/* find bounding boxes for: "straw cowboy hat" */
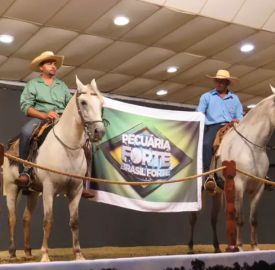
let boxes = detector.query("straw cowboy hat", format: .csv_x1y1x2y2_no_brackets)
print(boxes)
206,69,238,82
30,51,64,72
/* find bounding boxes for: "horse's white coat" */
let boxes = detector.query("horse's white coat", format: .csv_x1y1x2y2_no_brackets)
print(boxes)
3,77,105,262
217,92,275,250
188,87,275,253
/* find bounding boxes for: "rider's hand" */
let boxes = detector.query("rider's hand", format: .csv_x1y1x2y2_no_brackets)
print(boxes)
232,119,239,123
46,111,59,120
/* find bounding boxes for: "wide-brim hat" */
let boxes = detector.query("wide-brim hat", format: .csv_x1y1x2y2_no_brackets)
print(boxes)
30,51,64,72
206,69,238,82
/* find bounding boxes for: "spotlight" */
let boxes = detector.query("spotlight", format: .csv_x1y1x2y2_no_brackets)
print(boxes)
0,34,14,44
114,16,130,26
166,66,178,73
240,43,254,53
156,89,168,96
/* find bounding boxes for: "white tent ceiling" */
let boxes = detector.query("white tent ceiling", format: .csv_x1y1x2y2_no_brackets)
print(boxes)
0,0,275,107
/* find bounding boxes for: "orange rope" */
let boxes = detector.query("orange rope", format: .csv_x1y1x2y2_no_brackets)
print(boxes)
4,153,225,186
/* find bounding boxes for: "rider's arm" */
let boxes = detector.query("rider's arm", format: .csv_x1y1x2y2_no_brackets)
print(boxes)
20,80,37,115
26,107,46,120
234,96,244,121
196,93,208,114
27,107,59,120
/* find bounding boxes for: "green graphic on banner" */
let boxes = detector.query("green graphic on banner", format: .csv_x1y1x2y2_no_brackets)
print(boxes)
99,122,192,197
93,104,201,206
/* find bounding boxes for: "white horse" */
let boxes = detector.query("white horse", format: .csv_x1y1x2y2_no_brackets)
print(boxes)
188,86,275,253
3,77,105,262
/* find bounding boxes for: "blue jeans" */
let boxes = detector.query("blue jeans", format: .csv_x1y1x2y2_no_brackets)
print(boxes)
203,124,224,172
19,118,41,173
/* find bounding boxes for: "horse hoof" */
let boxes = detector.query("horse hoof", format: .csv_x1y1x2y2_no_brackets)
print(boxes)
24,248,32,258
76,253,85,260
252,245,260,251
225,245,239,252
9,248,16,259
25,254,33,260
214,248,222,253
187,250,194,255
9,256,18,262
41,254,50,262
9,254,17,260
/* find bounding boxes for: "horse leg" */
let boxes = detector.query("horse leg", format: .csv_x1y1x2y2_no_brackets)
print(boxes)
211,192,222,253
6,184,19,258
41,186,54,262
187,212,197,254
23,192,39,258
249,185,264,251
67,184,85,260
235,188,244,251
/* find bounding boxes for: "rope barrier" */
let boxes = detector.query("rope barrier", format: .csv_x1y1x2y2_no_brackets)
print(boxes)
5,153,275,187
4,153,225,186
236,168,275,186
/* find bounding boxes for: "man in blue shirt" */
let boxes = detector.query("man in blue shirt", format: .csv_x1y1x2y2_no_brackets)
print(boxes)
197,69,243,193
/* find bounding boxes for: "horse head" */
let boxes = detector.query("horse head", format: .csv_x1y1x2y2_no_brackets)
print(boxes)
75,76,106,142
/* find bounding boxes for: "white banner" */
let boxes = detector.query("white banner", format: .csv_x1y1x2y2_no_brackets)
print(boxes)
92,98,204,212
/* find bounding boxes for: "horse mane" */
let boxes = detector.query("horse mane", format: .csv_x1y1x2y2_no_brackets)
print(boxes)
241,93,275,124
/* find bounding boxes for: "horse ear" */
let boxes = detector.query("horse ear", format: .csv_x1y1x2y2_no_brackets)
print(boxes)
91,79,98,91
91,79,104,103
270,84,275,95
76,75,84,93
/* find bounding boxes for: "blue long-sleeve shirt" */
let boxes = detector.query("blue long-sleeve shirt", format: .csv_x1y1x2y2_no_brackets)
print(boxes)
196,89,243,125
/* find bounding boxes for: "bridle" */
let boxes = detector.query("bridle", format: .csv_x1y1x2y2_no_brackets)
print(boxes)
75,91,106,141
53,91,109,151
233,123,275,151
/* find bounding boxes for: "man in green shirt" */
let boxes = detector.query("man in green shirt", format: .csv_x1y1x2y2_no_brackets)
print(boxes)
16,51,94,198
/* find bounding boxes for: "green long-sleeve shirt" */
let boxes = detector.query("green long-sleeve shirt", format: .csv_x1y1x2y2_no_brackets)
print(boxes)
20,77,72,115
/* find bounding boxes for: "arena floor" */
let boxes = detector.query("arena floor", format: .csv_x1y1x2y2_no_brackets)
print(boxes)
0,244,274,263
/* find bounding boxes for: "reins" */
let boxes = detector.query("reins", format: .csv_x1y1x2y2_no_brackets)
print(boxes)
52,92,109,151
52,125,86,151
232,123,275,150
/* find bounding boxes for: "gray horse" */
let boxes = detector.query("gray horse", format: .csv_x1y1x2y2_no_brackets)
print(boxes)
3,77,105,261
188,86,275,253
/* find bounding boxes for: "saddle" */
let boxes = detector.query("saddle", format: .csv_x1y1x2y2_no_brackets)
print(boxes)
6,121,54,165
6,121,92,193
213,122,234,155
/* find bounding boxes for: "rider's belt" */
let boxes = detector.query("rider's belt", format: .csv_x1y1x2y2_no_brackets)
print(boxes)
207,122,229,127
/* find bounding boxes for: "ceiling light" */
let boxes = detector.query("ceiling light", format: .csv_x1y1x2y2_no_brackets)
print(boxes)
113,16,130,26
247,104,256,109
156,89,168,96
0,34,14,44
240,43,254,53
166,66,178,73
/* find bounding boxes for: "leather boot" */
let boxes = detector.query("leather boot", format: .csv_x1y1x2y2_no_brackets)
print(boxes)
15,173,31,188
81,188,95,199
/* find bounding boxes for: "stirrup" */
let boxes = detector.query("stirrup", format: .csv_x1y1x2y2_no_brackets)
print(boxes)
204,175,217,196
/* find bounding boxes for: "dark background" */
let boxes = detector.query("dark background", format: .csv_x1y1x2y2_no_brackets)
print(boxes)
0,84,274,251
